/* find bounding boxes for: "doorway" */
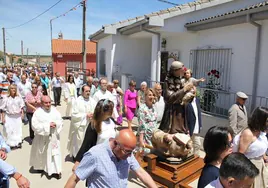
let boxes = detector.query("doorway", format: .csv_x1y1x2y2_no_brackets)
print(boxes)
160,52,168,82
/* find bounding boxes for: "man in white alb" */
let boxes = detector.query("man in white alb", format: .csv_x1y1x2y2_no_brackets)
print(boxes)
93,78,118,119
67,85,96,159
29,96,63,179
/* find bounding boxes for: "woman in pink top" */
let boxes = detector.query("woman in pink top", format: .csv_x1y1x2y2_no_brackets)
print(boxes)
124,80,138,131
25,83,42,141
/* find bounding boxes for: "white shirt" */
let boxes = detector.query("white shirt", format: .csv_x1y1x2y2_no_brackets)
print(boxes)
74,76,82,89
191,97,200,134
205,178,224,188
233,131,268,159
96,119,116,145
17,81,32,98
154,96,165,122
0,72,6,83
3,96,25,114
51,77,64,88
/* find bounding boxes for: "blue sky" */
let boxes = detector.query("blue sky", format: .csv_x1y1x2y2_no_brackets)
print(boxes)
0,0,192,55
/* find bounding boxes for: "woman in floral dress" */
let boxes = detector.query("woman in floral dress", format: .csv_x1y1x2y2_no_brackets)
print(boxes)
138,88,158,154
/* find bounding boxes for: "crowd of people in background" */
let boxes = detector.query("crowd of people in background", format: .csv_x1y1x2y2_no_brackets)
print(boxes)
0,62,267,188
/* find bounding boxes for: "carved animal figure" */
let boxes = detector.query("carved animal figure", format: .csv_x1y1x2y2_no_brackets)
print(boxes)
151,129,193,158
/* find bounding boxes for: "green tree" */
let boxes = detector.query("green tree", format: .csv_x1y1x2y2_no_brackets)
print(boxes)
17,58,23,64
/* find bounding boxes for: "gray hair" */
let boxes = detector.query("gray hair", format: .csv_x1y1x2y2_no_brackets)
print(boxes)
140,81,147,87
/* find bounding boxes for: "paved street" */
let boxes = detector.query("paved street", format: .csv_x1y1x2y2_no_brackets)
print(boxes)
4,102,145,188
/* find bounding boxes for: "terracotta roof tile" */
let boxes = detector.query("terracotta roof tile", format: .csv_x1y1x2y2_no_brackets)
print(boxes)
52,39,96,54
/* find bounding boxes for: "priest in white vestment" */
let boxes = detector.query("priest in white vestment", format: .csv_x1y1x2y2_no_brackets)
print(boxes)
93,78,119,119
67,85,96,158
29,96,63,178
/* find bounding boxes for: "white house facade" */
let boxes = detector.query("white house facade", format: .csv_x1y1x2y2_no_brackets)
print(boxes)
90,0,268,115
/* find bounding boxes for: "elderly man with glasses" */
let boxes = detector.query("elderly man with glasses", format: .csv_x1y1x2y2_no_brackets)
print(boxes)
65,129,157,188
228,91,248,135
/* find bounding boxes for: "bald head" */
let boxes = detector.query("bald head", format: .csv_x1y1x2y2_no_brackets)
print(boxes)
41,95,50,102
41,96,52,111
116,129,137,149
87,76,93,83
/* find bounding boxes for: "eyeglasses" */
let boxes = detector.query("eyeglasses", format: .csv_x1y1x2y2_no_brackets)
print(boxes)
116,141,133,155
32,86,37,88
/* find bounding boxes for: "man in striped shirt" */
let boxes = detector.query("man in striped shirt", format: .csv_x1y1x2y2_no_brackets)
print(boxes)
0,71,14,97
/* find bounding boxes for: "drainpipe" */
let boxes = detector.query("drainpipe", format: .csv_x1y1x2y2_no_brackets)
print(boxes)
247,14,262,113
90,40,98,77
142,27,161,84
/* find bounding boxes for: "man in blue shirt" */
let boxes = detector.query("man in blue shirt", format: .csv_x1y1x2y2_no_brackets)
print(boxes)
0,133,30,187
65,129,157,188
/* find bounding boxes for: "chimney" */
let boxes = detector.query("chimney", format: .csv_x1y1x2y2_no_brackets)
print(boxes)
58,31,63,39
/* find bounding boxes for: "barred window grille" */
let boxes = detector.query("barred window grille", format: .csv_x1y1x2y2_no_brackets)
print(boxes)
67,61,80,71
99,49,106,76
189,48,232,91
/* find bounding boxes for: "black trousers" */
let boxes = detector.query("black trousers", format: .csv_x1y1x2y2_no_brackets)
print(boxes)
26,113,34,139
53,87,62,105
77,88,80,97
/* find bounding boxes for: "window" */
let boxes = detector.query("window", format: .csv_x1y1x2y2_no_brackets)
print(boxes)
189,48,232,91
67,61,80,69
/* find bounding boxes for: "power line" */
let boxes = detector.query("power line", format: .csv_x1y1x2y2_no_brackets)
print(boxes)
6,0,63,29
51,0,84,22
158,0,179,6
5,31,13,38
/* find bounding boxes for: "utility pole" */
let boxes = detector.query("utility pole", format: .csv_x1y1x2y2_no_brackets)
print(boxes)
36,52,38,65
21,40,24,56
2,28,6,65
26,48,29,64
50,19,54,75
82,0,87,82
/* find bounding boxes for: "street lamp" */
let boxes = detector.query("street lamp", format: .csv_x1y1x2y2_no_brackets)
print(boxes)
50,19,54,75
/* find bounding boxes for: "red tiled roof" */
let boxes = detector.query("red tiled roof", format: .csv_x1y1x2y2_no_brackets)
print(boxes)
52,39,96,55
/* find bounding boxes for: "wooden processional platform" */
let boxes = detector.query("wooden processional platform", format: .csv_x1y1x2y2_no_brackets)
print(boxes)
138,154,204,188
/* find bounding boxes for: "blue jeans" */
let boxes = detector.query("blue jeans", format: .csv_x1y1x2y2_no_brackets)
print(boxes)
0,172,9,188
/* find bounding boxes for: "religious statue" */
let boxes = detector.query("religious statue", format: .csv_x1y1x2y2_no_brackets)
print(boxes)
159,61,193,134
151,129,193,158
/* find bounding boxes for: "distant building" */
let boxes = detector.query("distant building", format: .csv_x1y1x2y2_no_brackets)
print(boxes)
52,35,96,76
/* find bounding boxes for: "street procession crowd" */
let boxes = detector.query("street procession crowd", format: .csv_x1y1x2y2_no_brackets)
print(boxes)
0,61,267,188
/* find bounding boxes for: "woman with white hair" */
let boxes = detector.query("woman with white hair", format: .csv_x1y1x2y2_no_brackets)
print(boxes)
137,81,147,107
2,84,25,148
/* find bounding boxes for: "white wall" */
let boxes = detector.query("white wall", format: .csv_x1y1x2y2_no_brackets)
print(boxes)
112,35,151,86
258,20,268,97
160,0,266,33
166,23,259,95
97,35,112,78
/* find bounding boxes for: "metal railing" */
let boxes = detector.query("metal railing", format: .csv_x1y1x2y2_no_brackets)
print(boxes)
197,87,268,118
